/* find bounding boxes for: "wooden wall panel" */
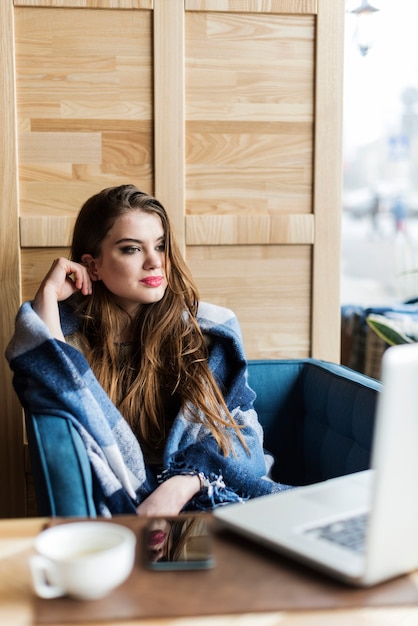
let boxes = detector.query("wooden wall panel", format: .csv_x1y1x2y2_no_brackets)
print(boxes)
185,121,313,216
15,7,154,217
188,246,311,359
184,12,314,221
184,8,316,358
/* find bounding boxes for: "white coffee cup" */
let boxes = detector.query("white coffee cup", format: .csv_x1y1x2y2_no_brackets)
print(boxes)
30,521,136,600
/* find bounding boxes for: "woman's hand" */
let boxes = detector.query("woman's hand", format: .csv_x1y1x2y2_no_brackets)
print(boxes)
33,258,92,341
35,257,92,303
136,475,201,517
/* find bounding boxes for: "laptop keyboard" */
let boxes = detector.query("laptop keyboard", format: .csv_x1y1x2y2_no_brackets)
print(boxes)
304,513,368,553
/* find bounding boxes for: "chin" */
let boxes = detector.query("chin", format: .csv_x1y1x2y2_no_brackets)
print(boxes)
142,289,166,304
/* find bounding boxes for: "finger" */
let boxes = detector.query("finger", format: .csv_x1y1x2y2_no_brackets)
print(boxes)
65,264,92,296
73,269,92,295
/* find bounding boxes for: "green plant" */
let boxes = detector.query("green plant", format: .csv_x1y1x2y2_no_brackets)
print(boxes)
366,314,415,346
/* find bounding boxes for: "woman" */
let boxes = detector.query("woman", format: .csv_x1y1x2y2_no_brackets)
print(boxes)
6,185,290,516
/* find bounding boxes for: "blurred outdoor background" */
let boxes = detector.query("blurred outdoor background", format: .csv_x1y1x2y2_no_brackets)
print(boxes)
342,0,418,307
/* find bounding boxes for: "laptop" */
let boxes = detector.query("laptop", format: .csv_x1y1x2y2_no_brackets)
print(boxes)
214,342,418,586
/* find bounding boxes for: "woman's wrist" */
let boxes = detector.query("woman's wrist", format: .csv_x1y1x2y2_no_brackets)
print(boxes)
169,473,201,502
136,474,201,517
33,288,65,341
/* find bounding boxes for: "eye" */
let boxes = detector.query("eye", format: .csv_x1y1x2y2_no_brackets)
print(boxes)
156,241,166,252
120,246,141,255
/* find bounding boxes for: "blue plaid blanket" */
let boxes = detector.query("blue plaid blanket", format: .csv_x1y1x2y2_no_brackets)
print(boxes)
6,301,290,515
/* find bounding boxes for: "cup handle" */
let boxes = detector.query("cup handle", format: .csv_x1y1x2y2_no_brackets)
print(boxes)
29,555,65,599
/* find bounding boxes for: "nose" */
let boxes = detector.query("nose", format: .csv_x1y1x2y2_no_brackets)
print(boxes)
143,249,162,270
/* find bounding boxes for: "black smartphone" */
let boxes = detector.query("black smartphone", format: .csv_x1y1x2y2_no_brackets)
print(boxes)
143,514,215,570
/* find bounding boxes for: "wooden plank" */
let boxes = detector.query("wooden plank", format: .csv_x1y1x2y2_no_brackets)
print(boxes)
186,126,312,168
20,216,75,247
30,119,152,132
19,132,102,164
153,0,185,249
14,1,153,8
185,0,317,14
186,214,314,245
0,0,26,517
311,0,344,361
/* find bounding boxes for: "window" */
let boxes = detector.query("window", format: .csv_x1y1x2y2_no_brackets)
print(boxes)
342,0,418,308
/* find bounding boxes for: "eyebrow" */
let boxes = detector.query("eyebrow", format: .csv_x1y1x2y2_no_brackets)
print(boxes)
115,236,165,245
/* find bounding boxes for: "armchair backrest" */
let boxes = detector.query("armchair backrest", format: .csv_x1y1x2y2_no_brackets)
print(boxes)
25,411,97,517
247,359,382,486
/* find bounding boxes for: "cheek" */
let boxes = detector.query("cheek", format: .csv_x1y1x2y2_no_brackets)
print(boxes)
99,257,132,280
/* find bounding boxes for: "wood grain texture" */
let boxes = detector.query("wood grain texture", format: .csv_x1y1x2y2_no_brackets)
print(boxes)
311,0,344,360
185,12,314,219
14,1,153,8
20,217,75,247
184,7,316,358
22,248,70,301
188,245,311,359
185,0,317,14
0,0,26,517
15,6,154,217
185,13,315,121
186,214,314,245
153,0,186,248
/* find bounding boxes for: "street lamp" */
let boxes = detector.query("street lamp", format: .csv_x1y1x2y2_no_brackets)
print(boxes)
351,0,379,57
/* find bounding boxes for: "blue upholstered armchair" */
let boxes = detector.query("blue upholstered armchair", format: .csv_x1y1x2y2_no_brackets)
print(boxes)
25,358,381,517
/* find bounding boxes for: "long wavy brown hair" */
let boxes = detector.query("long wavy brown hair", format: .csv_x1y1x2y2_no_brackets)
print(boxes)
69,184,246,457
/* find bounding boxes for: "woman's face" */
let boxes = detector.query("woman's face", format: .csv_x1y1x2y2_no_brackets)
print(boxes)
83,210,168,317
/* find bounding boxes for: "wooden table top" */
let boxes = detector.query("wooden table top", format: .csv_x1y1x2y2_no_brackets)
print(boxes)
2,517,418,626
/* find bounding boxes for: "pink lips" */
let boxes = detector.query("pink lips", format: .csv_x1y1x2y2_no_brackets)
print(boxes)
148,530,166,546
141,276,163,287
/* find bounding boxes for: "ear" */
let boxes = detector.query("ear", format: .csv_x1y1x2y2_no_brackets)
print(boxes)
81,254,101,281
